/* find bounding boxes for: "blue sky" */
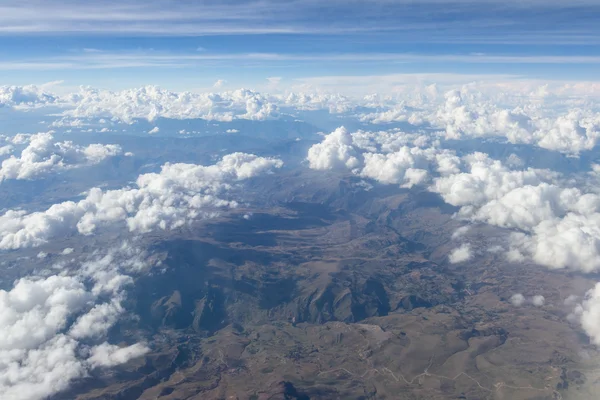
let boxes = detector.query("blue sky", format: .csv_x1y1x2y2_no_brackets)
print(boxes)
1,0,599,89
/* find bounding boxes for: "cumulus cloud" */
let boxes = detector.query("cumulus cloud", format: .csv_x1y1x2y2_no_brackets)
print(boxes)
1,82,598,157
360,86,600,155
0,145,13,156
452,226,470,239
69,300,124,339
307,126,459,188
0,277,144,399
510,293,526,306
0,132,122,182
307,127,362,171
429,152,600,273
87,343,149,369
0,152,283,250
61,86,280,123
448,243,472,263
0,244,153,400
308,127,600,273
0,85,56,108
531,295,545,306
571,283,600,345
213,79,227,89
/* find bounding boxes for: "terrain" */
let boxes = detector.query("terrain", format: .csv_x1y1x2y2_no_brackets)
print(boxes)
41,171,600,400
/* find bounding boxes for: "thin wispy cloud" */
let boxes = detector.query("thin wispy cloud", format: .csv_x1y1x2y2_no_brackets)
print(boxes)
0,0,597,45
2,51,600,71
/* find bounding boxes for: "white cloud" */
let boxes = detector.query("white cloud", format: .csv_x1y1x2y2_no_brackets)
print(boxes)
510,293,525,306
1,82,597,160
308,127,600,273
429,153,600,273
0,85,56,108
61,247,74,255
148,126,160,134
448,243,472,263
306,126,457,188
564,294,579,306
0,278,142,400
87,343,149,368
571,283,600,345
452,226,470,239
0,145,13,156
360,85,600,155
306,127,361,171
0,132,122,182
0,152,283,249
0,244,153,400
531,295,545,306
213,79,227,88
61,86,280,123
69,300,124,339
360,150,430,188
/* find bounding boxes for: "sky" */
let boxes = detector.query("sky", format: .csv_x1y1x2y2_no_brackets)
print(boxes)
4,2,600,399
1,0,600,89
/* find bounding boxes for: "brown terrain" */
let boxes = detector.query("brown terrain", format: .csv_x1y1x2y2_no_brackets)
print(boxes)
52,173,600,400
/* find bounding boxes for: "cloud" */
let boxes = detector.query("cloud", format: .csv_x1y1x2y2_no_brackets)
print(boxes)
5,52,600,73
571,283,600,345
0,275,145,399
448,243,472,263
431,152,554,216
2,83,597,160
308,127,600,273
87,343,149,368
428,152,600,272
148,126,160,134
0,243,156,400
0,132,122,182
69,300,124,339
307,127,362,171
0,152,283,249
531,295,545,306
360,150,431,188
0,85,56,108
358,85,600,155
61,86,280,123
0,145,13,156
430,91,600,154
451,225,470,239
510,293,525,306
430,153,600,272
0,0,597,49
307,126,459,188
213,79,227,88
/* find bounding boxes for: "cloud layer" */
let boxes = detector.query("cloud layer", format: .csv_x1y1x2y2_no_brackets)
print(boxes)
0,244,151,400
62,86,280,123
0,152,283,249
308,127,600,274
0,132,122,182
2,82,599,157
